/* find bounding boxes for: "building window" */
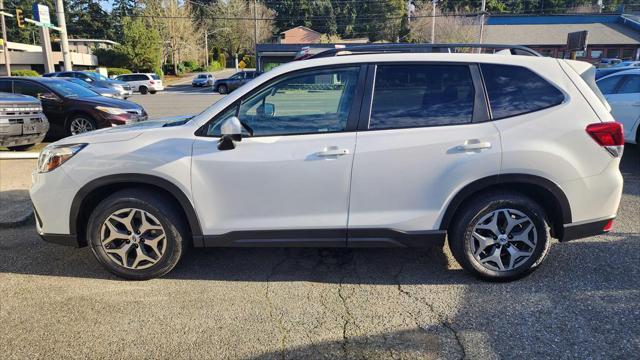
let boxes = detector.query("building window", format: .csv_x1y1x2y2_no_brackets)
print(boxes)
606,49,620,59
575,50,586,58
590,49,603,59
622,49,635,60
539,48,555,57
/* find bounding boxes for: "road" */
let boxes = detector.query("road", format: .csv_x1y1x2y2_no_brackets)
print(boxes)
0,83,638,359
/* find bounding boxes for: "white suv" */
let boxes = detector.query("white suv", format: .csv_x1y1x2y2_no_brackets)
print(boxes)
116,73,164,94
30,47,624,281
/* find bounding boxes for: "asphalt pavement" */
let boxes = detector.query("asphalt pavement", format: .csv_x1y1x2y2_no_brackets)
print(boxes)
0,144,638,359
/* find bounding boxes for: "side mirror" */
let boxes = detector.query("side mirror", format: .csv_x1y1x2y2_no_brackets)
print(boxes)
257,103,275,118
217,116,242,151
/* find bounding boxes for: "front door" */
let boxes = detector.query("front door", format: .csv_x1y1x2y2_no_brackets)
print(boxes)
192,65,364,246
604,74,640,141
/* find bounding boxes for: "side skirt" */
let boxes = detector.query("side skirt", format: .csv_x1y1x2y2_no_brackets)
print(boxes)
199,229,446,248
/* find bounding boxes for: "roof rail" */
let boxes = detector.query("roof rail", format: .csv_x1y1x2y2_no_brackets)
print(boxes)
308,43,542,59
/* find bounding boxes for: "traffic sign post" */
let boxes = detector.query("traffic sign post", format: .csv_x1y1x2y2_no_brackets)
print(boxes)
30,4,56,73
0,1,12,75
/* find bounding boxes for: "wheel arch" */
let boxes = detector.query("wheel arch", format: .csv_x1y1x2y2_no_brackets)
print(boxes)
439,174,572,240
65,110,96,130
70,174,203,247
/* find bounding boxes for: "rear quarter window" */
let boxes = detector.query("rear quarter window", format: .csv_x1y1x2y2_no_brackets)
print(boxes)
481,64,565,120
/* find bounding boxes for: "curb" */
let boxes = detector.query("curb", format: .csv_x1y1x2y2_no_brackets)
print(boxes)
0,211,34,229
0,152,39,160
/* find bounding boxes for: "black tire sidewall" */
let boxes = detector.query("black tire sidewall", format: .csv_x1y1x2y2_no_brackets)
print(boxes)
87,190,187,280
139,86,148,94
218,85,227,94
449,192,551,281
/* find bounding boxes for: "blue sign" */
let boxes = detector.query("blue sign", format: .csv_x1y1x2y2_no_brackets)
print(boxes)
32,3,51,26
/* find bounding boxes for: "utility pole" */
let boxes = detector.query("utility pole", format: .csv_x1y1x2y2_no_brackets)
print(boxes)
0,0,11,76
430,0,437,44
253,0,258,70
55,0,71,71
477,0,487,51
204,30,208,68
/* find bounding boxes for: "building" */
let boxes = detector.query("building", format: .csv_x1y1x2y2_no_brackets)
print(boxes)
278,26,322,44
256,13,640,72
0,38,119,74
484,14,640,62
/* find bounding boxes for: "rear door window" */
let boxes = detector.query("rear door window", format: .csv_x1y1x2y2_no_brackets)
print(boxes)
481,64,565,119
369,64,476,129
14,81,49,98
597,76,623,95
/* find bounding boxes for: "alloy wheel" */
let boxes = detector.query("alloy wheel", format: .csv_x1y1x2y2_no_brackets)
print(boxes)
70,117,95,135
471,208,537,272
100,208,166,270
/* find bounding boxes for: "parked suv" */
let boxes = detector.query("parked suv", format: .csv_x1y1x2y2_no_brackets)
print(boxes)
115,73,164,94
0,92,49,150
213,70,261,94
44,71,132,99
0,77,147,136
30,48,623,281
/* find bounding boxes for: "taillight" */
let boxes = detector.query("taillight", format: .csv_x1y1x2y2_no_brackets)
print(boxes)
586,122,624,157
603,219,614,232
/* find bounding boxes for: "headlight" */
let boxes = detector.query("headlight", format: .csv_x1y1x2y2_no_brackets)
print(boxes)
96,106,128,115
37,143,87,173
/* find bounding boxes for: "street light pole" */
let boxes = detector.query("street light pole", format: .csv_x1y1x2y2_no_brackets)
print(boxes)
477,0,487,52
0,0,11,76
204,30,208,68
55,0,71,71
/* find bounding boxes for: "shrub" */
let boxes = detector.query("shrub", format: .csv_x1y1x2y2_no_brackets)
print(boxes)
93,48,129,68
11,69,39,77
206,62,223,72
181,60,198,72
107,68,131,77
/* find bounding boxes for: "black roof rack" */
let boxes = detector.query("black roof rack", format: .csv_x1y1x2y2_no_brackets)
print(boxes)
308,43,542,59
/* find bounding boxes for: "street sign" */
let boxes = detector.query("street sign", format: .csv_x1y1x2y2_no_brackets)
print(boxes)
32,3,50,26
567,30,588,52
16,9,24,28
238,60,246,69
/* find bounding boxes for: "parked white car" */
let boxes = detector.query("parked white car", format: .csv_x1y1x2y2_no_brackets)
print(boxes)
597,69,640,144
115,73,164,94
31,47,623,281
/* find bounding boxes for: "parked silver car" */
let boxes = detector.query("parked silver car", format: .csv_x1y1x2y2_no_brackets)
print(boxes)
0,92,49,151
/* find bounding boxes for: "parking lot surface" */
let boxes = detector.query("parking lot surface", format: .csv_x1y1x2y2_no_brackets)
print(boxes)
0,85,638,358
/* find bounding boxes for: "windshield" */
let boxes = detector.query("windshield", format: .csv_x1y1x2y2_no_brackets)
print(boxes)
66,78,93,89
48,80,100,98
197,74,207,79
84,72,109,81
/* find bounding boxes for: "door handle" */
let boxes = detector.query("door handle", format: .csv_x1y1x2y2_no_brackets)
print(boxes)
317,148,350,157
457,140,492,151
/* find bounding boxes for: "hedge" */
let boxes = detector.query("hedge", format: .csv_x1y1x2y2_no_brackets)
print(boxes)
11,70,39,77
107,68,132,77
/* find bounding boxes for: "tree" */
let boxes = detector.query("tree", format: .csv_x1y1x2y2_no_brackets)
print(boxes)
206,0,275,66
66,0,115,40
409,5,478,43
111,0,140,43
119,17,162,73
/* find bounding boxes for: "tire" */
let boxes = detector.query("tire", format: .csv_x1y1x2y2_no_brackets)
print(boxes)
68,115,97,136
150,90,157,94
86,188,189,280
7,144,34,151
139,86,149,95
448,191,551,282
217,84,228,94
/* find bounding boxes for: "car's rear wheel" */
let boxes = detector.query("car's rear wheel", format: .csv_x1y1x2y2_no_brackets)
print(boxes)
448,191,551,282
68,115,96,135
217,84,228,94
139,86,149,95
86,189,188,280
7,144,34,151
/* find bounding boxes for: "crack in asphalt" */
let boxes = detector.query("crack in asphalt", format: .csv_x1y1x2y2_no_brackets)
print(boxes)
264,250,291,360
394,262,468,360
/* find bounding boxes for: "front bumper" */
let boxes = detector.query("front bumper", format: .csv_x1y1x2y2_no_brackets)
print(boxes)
0,114,49,147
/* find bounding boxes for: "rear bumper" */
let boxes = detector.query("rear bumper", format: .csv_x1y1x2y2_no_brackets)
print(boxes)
562,217,614,242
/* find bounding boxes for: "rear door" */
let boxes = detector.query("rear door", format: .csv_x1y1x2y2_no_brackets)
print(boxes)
348,63,501,242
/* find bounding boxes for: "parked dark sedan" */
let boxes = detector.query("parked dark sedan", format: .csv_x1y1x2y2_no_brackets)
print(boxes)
44,71,133,99
213,70,261,94
0,77,147,136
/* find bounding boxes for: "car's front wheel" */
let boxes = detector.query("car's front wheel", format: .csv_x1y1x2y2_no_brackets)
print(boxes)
68,115,97,135
139,86,149,95
86,189,188,280
448,191,551,282
217,84,228,94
